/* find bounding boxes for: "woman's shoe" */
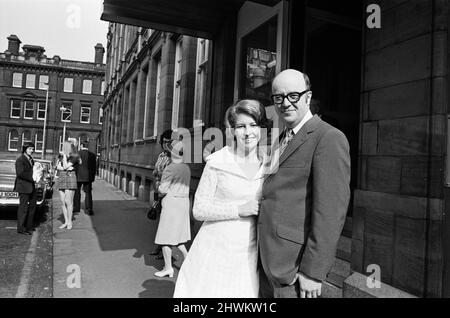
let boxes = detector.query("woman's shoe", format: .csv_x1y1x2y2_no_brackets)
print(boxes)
154,268,174,278
67,223,73,230
59,223,67,229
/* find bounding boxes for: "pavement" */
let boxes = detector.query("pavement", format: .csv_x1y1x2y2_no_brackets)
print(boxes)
52,178,187,298
0,200,52,298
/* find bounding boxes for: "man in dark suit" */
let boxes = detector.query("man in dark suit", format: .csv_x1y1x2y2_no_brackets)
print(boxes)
74,141,96,215
258,69,351,298
14,142,38,235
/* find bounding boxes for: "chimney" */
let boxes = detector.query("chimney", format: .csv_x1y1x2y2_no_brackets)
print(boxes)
7,34,21,55
94,43,105,64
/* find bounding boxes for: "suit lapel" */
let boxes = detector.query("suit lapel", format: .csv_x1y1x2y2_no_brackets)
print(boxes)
264,115,321,183
22,154,32,168
279,115,320,166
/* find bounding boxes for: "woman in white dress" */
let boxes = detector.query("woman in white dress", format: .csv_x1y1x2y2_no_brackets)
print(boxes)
154,140,191,278
173,99,269,298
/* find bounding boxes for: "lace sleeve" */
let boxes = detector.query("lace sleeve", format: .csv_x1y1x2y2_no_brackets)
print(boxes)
193,162,240,221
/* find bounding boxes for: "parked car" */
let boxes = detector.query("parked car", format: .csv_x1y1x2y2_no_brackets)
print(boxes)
0,159,47,209
35,159,55,198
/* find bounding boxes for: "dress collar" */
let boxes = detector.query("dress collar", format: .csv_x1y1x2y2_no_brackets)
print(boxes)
206,146,267,181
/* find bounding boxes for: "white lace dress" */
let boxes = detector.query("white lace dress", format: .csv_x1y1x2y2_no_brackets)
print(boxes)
173,146,265,298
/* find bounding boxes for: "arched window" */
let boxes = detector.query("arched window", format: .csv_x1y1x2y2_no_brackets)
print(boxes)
8,130,19,151
22,130,32,146
35,130,43,153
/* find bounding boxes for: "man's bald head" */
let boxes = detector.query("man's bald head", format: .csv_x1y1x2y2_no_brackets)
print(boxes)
272,69,311,93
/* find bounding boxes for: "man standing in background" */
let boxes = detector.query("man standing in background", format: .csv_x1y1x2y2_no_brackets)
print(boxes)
14,142,38,235
74,141,97,215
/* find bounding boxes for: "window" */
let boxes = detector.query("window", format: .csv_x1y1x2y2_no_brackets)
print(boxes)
26,74,36,89
39,75,49,90
171,38,182,130
240,17,278,105
37,101,46,120
22,130,32,146
101,81,105,95
10,99,21,118
8,130,19,151
61,104,72,122
99,108,103,124
24,101,34,119
153,58,162,137
193,38,209,127
13,73,22,87
35,131,43,153
82,79,92,94
80,106,91,123
64,78,73,92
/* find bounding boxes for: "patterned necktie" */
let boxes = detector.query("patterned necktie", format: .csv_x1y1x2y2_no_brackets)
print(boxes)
279,129,294,157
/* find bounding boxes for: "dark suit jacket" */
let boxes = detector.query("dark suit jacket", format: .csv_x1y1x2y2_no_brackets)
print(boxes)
76,149,96,183
258,115,351,285
14,154,35,194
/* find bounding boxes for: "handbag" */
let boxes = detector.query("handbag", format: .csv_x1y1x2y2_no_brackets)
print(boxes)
147,199,162,220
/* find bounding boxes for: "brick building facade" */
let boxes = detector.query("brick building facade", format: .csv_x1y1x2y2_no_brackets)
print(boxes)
0,35,106,160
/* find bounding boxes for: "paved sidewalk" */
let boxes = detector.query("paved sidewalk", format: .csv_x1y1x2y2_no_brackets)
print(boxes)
52,178,183,298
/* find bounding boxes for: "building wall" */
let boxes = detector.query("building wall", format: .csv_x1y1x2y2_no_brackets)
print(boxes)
353,0,447,297
0,47,105,161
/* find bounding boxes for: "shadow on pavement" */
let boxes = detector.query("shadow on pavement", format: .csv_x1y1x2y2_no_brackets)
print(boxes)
139,279,175,298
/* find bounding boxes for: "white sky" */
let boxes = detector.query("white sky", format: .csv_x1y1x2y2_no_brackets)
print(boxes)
0,0,109,63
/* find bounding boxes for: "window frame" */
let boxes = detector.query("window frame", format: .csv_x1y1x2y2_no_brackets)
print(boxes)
26,74,36,89
8,130,19,151
61,104,72,122
12,72,23,88
82,79,93,94
64,77,74,93
39,75,49,90
22,130,32,146
23,100,35,119
10,99,21,118
35,131,44,153
37,101,46,120
80,105,91,124
171,37,183,130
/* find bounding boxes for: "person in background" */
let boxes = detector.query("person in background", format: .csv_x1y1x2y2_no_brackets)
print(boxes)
55,141,80,230
154,140,191,278
148,129,173,259
14,142,38,235
74,141,97,215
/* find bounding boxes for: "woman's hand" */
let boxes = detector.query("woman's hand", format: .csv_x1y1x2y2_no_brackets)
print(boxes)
238,200,260,217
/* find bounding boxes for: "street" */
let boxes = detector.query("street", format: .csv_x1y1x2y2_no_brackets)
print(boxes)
1,178,190,298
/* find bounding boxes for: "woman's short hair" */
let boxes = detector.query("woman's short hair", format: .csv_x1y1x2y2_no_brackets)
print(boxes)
224,99,269,129
160,129,173,147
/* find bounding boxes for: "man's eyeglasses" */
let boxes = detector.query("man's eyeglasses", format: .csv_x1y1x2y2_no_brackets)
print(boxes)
271,90,310,105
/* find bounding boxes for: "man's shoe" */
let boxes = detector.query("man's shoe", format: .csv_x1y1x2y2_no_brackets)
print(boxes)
86,210,94,215
17,230,32,235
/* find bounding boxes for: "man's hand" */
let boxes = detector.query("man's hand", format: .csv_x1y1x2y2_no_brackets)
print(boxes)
290,272,322,298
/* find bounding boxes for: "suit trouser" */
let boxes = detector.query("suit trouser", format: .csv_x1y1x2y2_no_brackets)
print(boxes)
74,182,93,212
17,191,37,231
